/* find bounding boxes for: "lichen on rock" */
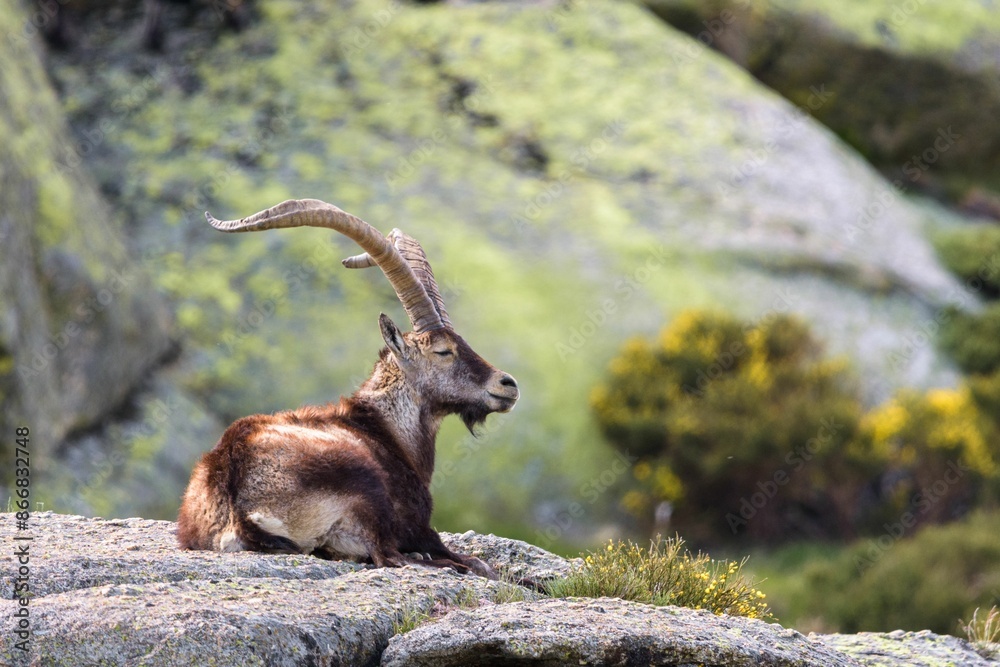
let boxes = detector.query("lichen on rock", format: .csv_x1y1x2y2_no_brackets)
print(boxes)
2,513,997,666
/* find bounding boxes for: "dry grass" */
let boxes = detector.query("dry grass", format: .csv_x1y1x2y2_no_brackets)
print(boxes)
962,606,1000,659
544,535,772,620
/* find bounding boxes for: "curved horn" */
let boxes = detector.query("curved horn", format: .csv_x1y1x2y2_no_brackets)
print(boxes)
205,199,445,333
344,229,452,329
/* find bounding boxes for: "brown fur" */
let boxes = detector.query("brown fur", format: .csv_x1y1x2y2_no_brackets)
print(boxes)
177,317,517,577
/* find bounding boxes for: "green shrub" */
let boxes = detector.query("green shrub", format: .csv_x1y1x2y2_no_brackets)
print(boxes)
796,512,1000,633
546,535,771,620
938,304,1000,376
933,226,1000,299
591,309,872,542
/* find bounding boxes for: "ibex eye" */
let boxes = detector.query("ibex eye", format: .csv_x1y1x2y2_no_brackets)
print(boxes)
434,350,453,357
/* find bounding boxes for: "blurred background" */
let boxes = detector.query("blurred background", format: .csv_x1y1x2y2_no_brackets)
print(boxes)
2,0,1000,635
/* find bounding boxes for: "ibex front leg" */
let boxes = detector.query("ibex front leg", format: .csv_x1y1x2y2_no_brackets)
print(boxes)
406,529,498,579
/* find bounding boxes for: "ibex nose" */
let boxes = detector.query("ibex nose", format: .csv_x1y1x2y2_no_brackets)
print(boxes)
491,373,519,405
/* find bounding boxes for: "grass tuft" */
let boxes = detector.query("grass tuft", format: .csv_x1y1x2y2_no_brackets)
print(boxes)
491,568,534,604
545,535,772,620
391,600,433,635
962,607,1000,659
391,571,535,635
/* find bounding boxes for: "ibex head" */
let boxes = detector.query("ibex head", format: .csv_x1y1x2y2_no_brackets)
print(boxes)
206,199,518,432
377,314,518,432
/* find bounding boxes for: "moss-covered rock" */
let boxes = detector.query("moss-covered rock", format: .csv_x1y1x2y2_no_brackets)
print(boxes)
643,0,1000,203
0,0,174,469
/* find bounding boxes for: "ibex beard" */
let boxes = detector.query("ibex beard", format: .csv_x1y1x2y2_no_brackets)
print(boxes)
176,199,518,578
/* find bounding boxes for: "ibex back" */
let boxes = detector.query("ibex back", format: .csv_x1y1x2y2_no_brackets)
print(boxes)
177,199,518,577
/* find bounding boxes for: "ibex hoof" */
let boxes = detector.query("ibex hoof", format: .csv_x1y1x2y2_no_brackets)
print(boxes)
406,552,433,561
466,556,498,580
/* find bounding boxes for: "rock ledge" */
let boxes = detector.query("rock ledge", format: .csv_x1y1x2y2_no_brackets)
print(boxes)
1,513,994,666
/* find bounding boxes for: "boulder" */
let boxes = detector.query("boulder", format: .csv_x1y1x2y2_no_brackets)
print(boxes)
3,513,996,667
382,597,863,667
818,630,1000,667
0,512,545,666
641,0,1000,204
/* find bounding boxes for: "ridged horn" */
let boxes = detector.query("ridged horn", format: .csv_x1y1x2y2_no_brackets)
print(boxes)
343,229,452,329
205,198,445,333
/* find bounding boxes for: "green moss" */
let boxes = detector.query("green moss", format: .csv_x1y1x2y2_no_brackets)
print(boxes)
769,0,1000,54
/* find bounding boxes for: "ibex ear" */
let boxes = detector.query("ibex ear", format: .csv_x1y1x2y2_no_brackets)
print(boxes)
379,313,409,360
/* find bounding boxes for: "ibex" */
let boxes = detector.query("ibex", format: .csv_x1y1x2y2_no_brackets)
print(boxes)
177,199,518,578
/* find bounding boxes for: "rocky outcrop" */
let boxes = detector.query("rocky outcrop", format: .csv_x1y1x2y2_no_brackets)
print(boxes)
2,513,996,666
642,0,1000,205
820,631,1000,667
383,597,862,667
0,0,174,461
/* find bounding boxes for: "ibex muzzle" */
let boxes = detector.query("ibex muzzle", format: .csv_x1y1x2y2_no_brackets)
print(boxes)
177,199,517,577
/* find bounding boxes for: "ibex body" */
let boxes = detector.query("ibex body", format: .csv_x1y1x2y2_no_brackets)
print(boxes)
177,199,518,577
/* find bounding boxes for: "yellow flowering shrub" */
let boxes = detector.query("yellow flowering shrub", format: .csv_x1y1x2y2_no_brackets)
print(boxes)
545,535,771,620
592,309,870,542
865,387,995,475
855,385,1000,531
595,309,1000,542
